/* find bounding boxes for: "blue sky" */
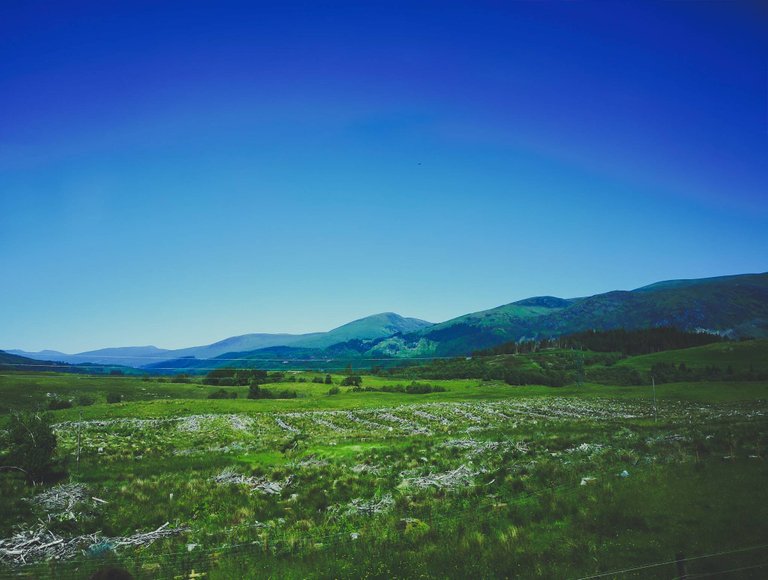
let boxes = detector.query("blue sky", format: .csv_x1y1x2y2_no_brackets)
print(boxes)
1,1,767,352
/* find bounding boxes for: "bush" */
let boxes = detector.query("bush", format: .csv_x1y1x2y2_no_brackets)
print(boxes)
77,395,95,407
405,382,446,394
328,386,340,396
341,375,362,387
48,399,73,410
248,385,297,399
1,412,58,483
208,389,237,399
350,382,447,395
204,368,268,386
106,392,122,404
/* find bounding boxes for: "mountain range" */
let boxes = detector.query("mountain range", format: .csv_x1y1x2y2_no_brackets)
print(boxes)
8,312,432,368
6,272,768,372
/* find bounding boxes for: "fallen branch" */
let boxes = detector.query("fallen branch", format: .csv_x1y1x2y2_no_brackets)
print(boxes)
401,465,479,490
213,468,292,495
0,522,188,568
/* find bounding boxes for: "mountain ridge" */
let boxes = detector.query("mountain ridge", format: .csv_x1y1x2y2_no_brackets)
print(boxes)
8,312,433,368
6,272,767,370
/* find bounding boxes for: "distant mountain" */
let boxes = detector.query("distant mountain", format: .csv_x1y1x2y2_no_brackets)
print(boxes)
8,349,69,360
370,272,768,357
9,312,433,369
144,315,434,373
290,313,432,349
365,297,577,356
166,334,319,361
8,346,172,368
158,313,431,361
9,272,767,372
0,350,73,372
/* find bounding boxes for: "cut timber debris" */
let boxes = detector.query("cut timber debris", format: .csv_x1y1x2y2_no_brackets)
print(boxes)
0,522,187,568
344,494,395,516
400,464,479,490
26,483,101,522
213,468,292,495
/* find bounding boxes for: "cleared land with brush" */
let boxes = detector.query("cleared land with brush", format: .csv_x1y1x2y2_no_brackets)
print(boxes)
2,346,767,578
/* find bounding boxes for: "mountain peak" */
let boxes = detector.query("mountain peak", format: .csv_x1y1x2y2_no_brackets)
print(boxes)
292,312,433,349
512,296,573,309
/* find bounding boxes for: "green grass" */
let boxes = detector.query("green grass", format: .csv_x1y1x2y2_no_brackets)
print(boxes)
617,339,768,372
2,365,768,579
5,369,768,426
5,410,766,579
0,372,224,414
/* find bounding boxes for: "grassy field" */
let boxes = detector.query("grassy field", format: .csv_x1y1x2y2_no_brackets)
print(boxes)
1,366,768,578
5,370,768,418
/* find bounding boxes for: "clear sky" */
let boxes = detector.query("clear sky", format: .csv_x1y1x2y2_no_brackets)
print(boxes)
1,1,767,353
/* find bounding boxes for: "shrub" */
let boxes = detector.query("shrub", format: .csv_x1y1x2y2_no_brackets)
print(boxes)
351,382,447,395
208,389,237,399
48,399,73,410
405,382,446,394
1,412,58,483
341,375,362,387
204,368,268,386
106,392,122,404
328,386,340,396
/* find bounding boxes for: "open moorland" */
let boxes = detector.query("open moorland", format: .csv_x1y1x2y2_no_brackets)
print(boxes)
1,342,768,578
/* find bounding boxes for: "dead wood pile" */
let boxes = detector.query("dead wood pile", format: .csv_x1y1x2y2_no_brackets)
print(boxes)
0,522,187,568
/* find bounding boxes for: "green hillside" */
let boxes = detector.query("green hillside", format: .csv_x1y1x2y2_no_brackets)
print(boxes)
291,312,432,349
367,299,571,357
378,272,768,357
617,339,768,373
0,350,72,373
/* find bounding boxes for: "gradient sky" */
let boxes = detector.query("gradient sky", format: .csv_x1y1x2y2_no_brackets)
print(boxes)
1,1,767,352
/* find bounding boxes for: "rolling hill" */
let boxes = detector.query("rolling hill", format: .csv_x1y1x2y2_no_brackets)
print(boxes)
0,350,79,373
290,312,432,349
7,272,767,371
9,313,433,369
368,272,768,357
615,339,768,374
